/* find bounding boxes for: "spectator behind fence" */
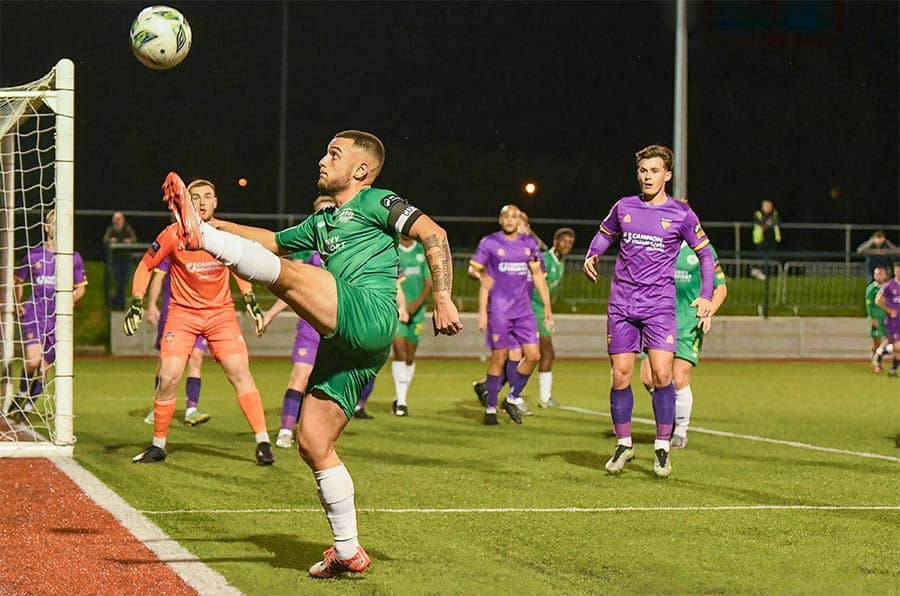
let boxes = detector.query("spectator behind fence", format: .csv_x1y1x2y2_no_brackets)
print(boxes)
102,211,138,310
856,230,897,282
750,199,781,281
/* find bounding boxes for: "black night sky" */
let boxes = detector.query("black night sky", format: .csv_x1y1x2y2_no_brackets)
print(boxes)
1,1,897,257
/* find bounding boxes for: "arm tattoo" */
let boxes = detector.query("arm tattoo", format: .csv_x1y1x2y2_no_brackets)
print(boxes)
422,234,453,293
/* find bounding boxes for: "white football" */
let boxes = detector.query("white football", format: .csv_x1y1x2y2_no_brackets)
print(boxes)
130,6,192,70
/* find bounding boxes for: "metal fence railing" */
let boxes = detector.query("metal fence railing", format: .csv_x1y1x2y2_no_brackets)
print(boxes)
451,253,868,317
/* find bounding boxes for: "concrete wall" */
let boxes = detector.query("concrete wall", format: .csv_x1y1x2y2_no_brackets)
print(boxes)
111,312,869,360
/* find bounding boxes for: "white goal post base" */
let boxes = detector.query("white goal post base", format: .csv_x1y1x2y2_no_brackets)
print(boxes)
0,59,76,457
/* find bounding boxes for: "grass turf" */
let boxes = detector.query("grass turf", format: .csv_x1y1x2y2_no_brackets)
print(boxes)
70,357,899,594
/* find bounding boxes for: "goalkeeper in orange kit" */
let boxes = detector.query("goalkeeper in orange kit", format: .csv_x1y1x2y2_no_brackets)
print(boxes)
124,178,273,465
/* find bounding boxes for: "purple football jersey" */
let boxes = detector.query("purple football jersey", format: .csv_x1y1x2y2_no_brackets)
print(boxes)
589,195,711,313
15,245,86,320
157,257,173,320
471,232,541,319
882,279,900,310
883,279,900,341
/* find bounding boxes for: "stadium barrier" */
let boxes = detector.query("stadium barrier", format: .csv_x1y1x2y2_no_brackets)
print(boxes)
111,311,868,361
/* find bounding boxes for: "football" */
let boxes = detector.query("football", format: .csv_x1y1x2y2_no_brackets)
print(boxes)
129,6,192,70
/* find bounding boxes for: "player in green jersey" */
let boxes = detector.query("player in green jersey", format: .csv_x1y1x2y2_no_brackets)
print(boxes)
391,235,432,416
867,266,890,373
532,227,575,408
640,240,727,448
162,130,462,579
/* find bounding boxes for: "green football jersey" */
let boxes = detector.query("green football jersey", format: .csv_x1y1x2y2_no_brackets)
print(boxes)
398,241,430,304
866,282,886,323
532,248,564,309
275,187,418,301
675,241,726,331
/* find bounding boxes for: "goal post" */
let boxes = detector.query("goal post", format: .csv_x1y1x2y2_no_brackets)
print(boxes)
0,59,76,457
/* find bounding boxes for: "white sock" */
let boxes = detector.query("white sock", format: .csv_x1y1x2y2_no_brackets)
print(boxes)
314,464,359,560
199,222,282,285
397,363,415,406
255,432,270,444
674,385,694,437
617,437,632,448
152,436,166,449
538,371,552,402
391,361,408,406
654,439,670,451
184,406,196,418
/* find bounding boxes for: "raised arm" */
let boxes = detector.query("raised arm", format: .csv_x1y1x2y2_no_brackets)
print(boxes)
407,214,463,336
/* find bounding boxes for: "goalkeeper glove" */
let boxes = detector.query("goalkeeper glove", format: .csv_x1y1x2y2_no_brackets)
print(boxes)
244,292,265,336
123,297,144,336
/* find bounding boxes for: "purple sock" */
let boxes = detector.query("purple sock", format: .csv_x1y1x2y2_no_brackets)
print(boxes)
893,359,900,372
504,360,519,396
357,377,375,408
652,383,676,440
280,388,303,431
185,376,201,409
508,363,531,398
18,374,28,395
30,379,42,398
485,374,503,410
610,387,634,439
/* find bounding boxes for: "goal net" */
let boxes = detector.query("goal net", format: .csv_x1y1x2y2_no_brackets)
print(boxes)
0,59,75,457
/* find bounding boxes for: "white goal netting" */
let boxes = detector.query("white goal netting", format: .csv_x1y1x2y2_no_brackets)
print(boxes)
0,59,75,456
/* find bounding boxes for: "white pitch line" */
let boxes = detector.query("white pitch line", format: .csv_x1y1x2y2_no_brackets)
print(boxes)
141,505,900,515
52,457,241,596
559,405,900,463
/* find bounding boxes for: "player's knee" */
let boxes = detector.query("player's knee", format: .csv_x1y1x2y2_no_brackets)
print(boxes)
296,432,329,467
611,370,631,388
652,370,673,387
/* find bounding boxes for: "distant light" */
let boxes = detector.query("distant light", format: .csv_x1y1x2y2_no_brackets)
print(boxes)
524,182,537,195
238,177,248,187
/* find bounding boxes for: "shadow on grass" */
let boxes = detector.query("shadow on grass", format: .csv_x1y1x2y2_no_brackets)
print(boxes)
534,449,663,479
172,533,393,576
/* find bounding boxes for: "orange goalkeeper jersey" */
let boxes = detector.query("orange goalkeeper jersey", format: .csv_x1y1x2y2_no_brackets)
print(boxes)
135,223,251,310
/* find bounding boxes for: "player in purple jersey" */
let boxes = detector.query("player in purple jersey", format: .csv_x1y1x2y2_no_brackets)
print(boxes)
142,256,211,426
875,261,900,377
470,204,552,425
583,145,715,478
11,210,87,418
470,211,546,413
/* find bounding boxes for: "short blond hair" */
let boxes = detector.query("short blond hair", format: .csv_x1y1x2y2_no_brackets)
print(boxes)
335,130,385,178
187,179,216,194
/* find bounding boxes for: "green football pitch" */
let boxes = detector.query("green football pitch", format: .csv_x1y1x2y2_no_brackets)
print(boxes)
72,357,899,594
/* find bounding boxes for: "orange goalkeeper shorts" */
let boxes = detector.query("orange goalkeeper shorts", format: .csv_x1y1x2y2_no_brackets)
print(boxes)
159,305,248,362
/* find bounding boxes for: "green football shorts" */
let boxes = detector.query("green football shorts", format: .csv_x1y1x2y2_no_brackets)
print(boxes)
675,324,704,366
308,274,397,419
394,307,426,344
533,305,552,337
